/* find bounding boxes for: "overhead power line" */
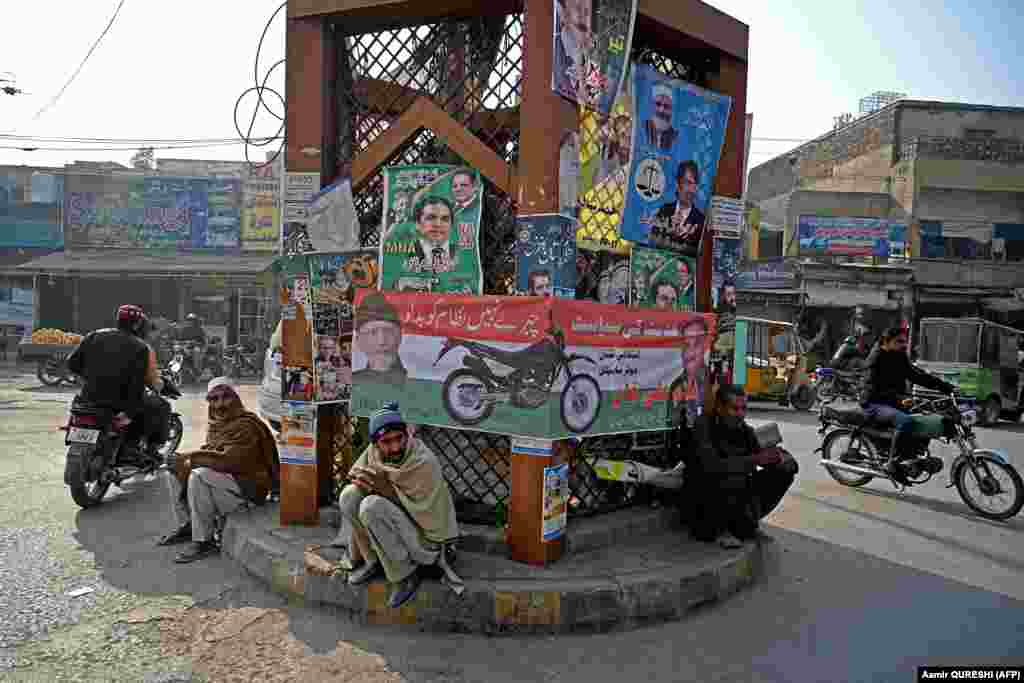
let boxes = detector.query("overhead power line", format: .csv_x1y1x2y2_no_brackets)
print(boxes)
0,139,279,153
32,0,127,121
0,133,278,144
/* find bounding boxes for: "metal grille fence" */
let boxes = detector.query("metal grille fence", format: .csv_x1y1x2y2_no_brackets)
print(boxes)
331,10,715,520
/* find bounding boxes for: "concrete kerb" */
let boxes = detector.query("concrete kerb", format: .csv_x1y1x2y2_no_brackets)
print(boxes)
222,504,766,635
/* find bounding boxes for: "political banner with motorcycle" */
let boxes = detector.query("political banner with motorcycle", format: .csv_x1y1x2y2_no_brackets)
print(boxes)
350,290,716,438
380,165,484,295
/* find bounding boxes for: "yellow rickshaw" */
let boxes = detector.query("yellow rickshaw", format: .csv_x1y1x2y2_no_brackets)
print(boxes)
731,316,815,411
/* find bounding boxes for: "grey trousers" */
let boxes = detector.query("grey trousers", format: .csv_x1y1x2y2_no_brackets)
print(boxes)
337,484,439,583
164,467,248,542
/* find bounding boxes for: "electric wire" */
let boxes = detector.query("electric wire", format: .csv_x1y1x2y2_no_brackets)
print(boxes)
32,0,127,121
234,2,287,170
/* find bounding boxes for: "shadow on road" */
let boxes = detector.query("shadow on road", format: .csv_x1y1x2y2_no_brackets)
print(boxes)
854,485,1024,533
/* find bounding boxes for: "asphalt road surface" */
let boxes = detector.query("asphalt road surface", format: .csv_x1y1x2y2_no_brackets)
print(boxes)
1,365,1022,682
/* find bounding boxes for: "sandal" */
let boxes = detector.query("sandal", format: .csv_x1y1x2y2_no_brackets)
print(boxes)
157,524,192,546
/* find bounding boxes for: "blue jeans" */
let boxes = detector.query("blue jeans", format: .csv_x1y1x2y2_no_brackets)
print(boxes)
865,404,912,433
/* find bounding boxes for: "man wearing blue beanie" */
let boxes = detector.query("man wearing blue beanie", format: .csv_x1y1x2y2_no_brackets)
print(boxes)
336,402,461,607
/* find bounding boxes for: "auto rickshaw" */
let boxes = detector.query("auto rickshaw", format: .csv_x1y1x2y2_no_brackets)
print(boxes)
728,316,816,411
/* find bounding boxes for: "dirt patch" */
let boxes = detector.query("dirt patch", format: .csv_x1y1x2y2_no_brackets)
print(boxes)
161,607,404,683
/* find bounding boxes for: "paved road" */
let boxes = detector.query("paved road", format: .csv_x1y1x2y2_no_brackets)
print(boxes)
1,365,1022,681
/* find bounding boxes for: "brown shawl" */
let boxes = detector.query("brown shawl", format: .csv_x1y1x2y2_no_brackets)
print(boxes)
176,398,280,504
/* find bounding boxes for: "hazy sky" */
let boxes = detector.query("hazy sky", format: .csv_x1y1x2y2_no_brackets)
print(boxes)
0,0,1021,172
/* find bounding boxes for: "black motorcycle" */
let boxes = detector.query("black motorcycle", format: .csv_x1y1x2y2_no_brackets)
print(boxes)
817,391,1024,520
433,334,602,433
167,340,223,386
223,343,261,380
62,372,184,509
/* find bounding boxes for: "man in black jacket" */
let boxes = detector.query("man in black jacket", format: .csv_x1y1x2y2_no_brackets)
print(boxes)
681,385,798,548
67,305,170,462
861,326,955,480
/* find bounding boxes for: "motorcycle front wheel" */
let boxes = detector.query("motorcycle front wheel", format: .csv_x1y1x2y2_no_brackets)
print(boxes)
821,428,876,487
955,454,1024,521
560,374,601,433
442,369,494,426
37,359,64,386
67,445,112,509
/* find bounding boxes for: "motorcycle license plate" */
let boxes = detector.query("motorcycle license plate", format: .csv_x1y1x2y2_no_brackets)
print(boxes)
67,427,100,444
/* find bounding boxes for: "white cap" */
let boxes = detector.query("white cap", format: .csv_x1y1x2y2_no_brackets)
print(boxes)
207,376,238,396
652,84,673,100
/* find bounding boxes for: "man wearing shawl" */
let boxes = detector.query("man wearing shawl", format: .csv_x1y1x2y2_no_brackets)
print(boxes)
158,377,280,564
336,402,460,608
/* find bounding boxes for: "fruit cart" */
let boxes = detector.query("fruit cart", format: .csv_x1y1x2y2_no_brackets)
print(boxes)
18,328,84,387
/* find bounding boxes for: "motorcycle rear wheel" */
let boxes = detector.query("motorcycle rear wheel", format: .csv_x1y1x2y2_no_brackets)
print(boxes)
560,374,601,433
37,359,64,386
442,369,494,426
67,447,112,509
821,428,876,487
790,384,816,412
955,455,1024,521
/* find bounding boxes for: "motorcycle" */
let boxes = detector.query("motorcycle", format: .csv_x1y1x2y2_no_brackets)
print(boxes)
167,340,222,386
817,391,1024,520
167,342,194,386
814,366,862,404
62,372,184,509
433,333,602,433
223,343,261,380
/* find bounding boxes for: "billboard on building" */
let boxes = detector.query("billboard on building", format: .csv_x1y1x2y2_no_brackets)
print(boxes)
242,177,280,251
736,259,795,290
797,215,889,257
0,171,63,248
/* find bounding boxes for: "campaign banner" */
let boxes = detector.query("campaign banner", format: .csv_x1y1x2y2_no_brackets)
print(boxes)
629,245,695,311
552,0,638,115
350,291,716,438
579,76,633,198
242,177,280,251
712,236,740,355
306,250,380,403
543,463,569,541
620,63,732,257
279,403,317,466
797,215,889,256
736,259,796,290
575,247,630,304
709,195,745,238
0,172,63,248
276,255,313,388
515,214,577,298
380,165,483,294
282,172,320,255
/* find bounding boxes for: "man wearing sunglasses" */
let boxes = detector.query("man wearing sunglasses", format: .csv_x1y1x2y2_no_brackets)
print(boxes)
158,377,279,563
335,402,460,608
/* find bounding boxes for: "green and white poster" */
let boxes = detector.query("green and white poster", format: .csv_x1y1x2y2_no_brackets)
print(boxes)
629,245,696,311
380,165,483,294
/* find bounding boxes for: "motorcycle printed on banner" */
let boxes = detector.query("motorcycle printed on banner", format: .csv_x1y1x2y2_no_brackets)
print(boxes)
552,0,638,115
515,214,577,298
350,290,716,439
629,245,695,311
620,63,732,258
380,165,484,294
307,250,379,403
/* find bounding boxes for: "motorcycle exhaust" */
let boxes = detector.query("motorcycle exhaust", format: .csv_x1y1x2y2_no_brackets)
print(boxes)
818,459,893,481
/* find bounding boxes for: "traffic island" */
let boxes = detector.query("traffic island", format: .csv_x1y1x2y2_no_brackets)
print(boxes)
222,504,768,635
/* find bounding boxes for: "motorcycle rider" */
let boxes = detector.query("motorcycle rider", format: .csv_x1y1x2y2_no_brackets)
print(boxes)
67,305,171,463
831,328,871,372
860,325,955,482
176,313,207,377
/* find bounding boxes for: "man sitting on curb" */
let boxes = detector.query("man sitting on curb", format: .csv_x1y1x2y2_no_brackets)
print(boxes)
158,377,279,563
336,402,461,608
680,384,798,549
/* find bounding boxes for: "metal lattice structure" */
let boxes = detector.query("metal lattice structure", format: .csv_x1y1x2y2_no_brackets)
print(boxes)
330,9,716,519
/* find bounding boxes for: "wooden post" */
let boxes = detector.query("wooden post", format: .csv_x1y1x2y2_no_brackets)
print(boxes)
506,0,578,565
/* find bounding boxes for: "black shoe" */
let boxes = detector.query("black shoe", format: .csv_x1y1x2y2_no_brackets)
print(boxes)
157,523,192,546
388,570,423,608
174,540,219,564
883,462,911,486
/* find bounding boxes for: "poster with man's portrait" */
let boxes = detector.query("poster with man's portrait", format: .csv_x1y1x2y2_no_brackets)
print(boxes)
620,63,732,258
575,247,630,305
515,214,577,298
629,245,695,312
380,165,483,294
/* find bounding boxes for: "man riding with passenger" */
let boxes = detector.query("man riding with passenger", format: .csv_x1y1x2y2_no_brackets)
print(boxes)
860,325,956,483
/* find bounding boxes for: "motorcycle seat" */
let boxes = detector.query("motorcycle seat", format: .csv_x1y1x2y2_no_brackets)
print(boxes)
477,342,555,367
821,405,869,427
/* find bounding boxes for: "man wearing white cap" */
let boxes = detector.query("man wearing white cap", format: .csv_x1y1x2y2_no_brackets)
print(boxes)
158,377,279,563
643,83,679,151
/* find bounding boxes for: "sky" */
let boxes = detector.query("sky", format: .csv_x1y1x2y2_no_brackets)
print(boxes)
0,0,1022,172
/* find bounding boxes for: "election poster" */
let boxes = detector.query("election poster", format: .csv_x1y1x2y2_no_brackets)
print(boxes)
279,403,317,466
629,245,696,312
711,236,740,356
542,463,569,541
575,247,630,304
306,250,380,403
552,0,638,115
282,172,320,256
350,290,716,438
380,165,483,294
515,214,577,298
620,63,732,257
275,254,313,396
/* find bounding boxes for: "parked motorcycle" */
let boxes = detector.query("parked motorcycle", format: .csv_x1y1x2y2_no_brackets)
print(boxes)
62,372,184,509
817,391,1024,520
167,340,223,386
433,332,602,433
814,366,862,404
167,342,194,386
223,343,261,380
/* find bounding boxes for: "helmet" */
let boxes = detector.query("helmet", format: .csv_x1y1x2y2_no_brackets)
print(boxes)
185,313,198,322
117,304,146,323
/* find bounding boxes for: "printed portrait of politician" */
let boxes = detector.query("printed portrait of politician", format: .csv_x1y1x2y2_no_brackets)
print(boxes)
527,270,553,297
352,292,407,386
450,168,480,222
668,316,709,428
553,0,592,99
643,83,679,151
650,160,706,254
384,195,459,279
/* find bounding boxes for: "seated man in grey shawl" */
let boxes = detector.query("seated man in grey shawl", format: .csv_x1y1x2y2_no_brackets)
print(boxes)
336,402,461,608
